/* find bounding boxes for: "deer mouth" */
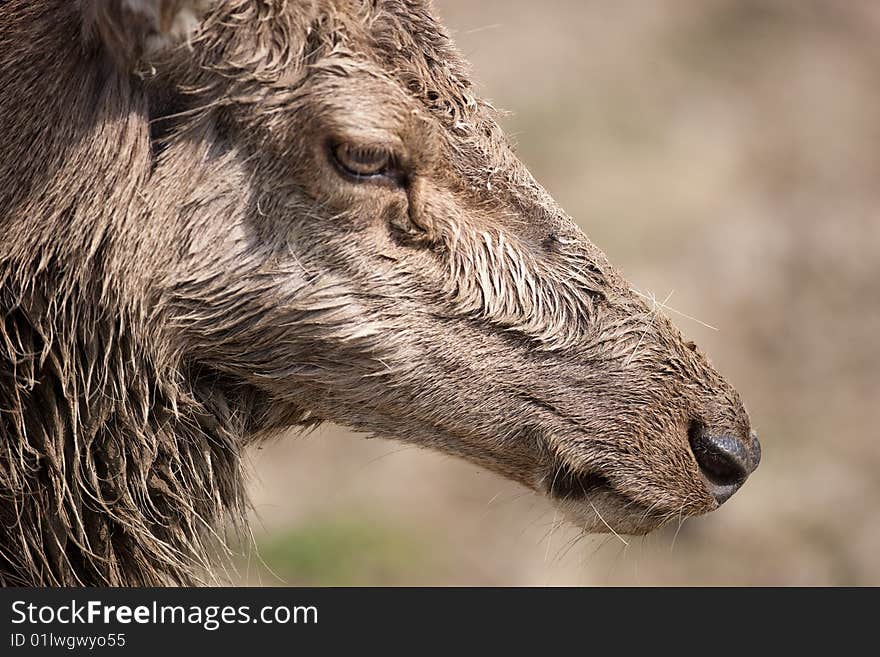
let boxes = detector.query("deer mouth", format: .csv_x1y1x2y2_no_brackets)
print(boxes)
545,462,613,502
542,460,667,535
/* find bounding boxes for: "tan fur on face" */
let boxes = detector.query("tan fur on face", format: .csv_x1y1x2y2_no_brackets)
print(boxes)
0,0,755,586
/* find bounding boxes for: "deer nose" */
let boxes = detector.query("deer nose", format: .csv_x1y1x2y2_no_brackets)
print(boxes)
688,425,760,505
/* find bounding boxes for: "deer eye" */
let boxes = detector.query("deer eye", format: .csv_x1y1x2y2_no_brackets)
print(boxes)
330,142,400,184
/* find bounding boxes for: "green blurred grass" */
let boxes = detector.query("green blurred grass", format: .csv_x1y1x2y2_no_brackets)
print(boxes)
247,515,440,586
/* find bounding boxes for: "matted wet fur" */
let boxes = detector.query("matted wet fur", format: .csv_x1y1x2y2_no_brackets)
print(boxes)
0,0,759,586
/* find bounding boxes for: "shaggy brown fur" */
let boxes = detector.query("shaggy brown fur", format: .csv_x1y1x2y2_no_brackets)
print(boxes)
0,0,760,586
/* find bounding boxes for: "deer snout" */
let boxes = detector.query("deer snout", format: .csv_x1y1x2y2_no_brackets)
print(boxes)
688,424,761,505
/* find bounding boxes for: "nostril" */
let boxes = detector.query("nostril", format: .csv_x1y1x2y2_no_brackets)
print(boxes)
688,422,751,504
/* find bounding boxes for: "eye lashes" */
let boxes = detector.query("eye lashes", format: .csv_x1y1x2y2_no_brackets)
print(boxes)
329,140,404,186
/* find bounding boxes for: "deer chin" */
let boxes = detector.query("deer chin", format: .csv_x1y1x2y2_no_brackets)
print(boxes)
541,465,673,536
551,490,662,537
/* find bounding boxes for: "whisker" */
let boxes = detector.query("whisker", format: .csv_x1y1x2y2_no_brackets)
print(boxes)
632,289,719,331
625,290,674,366
543,511,562,563
589,502,629,547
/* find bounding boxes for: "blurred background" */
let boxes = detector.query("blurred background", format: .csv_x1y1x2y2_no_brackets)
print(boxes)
236,0,880,585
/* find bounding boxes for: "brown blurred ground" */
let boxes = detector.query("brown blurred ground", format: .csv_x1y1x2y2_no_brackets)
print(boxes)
237,0,880,586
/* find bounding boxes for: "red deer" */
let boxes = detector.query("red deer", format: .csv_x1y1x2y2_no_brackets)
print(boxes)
0,0,760,585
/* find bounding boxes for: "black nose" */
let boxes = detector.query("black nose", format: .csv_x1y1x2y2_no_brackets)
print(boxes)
688,425,759,505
